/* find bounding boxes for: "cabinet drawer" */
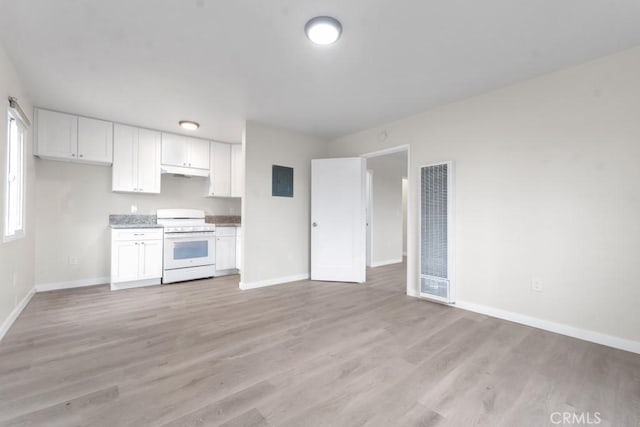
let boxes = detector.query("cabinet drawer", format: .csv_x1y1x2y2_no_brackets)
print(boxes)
216,226,236,237
112,228,163,241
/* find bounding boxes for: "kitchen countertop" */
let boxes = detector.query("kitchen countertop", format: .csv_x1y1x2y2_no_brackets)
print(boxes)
110,224,164,229
109,214,240,229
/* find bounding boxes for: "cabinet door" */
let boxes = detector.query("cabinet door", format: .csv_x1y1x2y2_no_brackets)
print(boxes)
235,229,241,270
161,133,188,167
35,109,78,160
111,241,140,283
187,137,210,169
209,141,231,197
139,240,163,279
215,235,236,270
137,129,162,194
230,143,243,198
112,124,138,192
77,117,113,164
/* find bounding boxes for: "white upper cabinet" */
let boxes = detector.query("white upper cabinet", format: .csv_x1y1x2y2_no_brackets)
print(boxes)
137,129,162,194
209,141,231,197
112,124,137,192
161,133,210,171
230,143,243,198
112,124,161,194
78,117,113,164
35,109,78,160
187,137,210,169
35,108,113,165
161,133,188,167
208,142,242,198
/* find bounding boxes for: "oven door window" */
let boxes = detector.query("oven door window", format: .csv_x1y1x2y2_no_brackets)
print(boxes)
173,240,209,260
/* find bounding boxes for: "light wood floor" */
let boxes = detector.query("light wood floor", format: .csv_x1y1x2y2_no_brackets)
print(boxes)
0,262,638,426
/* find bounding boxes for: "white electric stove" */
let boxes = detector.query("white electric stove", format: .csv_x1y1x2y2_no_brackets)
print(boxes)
157,209,216,284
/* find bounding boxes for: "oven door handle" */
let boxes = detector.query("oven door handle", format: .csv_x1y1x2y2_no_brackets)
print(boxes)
164,234,216,240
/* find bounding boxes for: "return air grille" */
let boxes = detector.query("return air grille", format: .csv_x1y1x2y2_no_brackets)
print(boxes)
420,163,452,302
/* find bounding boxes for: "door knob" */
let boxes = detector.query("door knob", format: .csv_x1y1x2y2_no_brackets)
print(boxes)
312,222,318,227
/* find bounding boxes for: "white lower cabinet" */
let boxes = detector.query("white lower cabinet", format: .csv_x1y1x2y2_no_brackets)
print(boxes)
139,239,163,280
215,226,237,274
111,228,163,290
235,226,241,270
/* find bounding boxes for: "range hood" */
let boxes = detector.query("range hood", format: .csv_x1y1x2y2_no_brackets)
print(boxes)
161,164,209,178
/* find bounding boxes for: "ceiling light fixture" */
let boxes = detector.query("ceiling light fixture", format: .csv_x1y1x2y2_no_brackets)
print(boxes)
179,120,200,130
305,16,342,45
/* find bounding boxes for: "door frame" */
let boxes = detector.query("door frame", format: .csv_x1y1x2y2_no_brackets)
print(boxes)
366,169,374,267
361,144,411,295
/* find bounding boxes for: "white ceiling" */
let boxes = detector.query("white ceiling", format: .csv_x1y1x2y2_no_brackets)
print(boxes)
1,0,640,142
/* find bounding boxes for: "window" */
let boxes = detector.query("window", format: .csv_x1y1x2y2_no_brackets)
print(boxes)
4,110,25,241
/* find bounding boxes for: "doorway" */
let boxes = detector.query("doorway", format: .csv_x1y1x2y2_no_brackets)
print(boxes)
363,148,409,279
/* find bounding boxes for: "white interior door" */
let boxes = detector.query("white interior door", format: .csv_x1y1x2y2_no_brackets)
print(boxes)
366,170,373,267
311,158,366,283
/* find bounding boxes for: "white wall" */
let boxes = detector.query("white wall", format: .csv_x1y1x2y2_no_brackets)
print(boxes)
328,46,640,344
34,160,240,286
367,155,405,266
241,121,326,287
0,45,35,334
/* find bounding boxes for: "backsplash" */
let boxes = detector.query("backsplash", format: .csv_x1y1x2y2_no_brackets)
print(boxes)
206,215,241,225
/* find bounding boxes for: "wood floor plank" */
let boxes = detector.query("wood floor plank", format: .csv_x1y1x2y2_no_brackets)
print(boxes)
0,261,638,426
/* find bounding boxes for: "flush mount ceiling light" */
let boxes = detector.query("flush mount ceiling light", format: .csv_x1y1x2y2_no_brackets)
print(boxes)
179,120,200,130
305,16,342,45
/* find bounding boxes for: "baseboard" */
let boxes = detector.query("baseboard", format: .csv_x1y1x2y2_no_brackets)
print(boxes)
35,276,110,292
370,258,403,268
240,274,309,290
455,300,640,355
0,287,35,342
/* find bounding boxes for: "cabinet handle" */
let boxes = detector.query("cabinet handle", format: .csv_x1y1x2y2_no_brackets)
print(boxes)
139,188,144,192
135,242,139,245
71,153,76,157
141,242,145,245
79,154,84,158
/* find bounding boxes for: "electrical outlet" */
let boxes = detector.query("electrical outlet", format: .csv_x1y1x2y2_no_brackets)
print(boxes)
131,205,138,213
531,278,543,292
69,256,79,265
